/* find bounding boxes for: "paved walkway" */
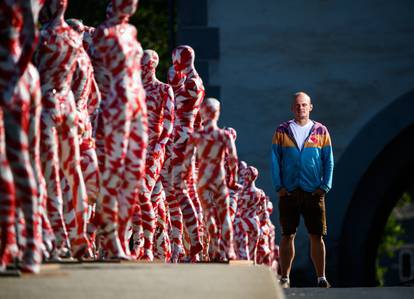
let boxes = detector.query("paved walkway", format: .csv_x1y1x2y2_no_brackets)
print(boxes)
284,287,413,299
1,262,412,299
0,261,283,299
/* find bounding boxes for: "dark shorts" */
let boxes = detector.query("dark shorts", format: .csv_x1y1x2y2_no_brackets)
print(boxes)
278,188,327,236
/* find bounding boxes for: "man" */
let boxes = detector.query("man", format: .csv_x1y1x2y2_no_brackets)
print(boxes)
271,92,334,288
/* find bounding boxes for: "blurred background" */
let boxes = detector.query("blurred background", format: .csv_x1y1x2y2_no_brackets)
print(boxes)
66,0,414,287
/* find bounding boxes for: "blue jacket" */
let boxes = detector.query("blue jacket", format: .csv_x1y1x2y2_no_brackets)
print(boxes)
271,120,334,193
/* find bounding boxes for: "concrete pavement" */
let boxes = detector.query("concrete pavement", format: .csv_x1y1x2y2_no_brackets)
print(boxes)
284,287,413,299
0,262,283,299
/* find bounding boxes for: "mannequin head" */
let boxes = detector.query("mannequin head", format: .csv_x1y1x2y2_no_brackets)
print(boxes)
172,45,195,73
141,49,159,82
267,199,273,214
227,127,237,141
47,0,67,20
244,166,258,183
39,0,66,24
105,2,114,19
111,0,138,21
200,97,220,124
238,161,248,177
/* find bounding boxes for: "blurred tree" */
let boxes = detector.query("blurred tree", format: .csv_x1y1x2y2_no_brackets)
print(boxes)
66,0,171,80
376,192,412,286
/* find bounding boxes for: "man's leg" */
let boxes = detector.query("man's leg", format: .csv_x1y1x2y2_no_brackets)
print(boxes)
303,190,329,286
309,234,326,277
303,189,330,287
280,234,295,278
278,190,300,284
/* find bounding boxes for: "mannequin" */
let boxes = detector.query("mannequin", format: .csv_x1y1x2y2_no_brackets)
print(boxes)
64,18,101,255
234,166,265,261
224,127,241,224
0,0,45,272
132,50,174,260
168,45,205,261
159,66,186,261
93,0,147,258
183,97,238,261
35,0,90,259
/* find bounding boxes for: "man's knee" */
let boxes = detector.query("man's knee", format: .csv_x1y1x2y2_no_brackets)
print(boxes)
282,234,296,241
309,234,324,242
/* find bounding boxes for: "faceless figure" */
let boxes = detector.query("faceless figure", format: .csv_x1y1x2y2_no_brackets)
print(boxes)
66,18,101,204
0,109,17,271
35,0,90,259
256,195,273,265
183,97,238,261
167,45,205,261
234,166,265,261
158,66,186,261
224,127,242,224
93,0,147,258
0,0,44,107
0,0,46,273
63,18,101,252
130,50,174,261
87,7,111,175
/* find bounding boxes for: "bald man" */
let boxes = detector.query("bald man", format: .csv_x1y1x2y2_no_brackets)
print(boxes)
271,92,334,288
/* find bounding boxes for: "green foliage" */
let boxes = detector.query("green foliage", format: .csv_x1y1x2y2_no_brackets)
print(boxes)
375,192,412,286
132,0,171,81
65,0,106,27
66,0,170,80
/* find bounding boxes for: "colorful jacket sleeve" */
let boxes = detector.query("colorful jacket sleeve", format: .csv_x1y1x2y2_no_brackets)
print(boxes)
271,129,283,192
320,128,334,192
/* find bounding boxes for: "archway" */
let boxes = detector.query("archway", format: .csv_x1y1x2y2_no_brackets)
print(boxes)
338,123,414,286
324,90,414,286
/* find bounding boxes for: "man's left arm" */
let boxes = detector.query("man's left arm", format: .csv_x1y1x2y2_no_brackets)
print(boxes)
320,128,334,193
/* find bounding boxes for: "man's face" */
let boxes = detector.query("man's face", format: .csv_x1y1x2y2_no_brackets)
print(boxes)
292,94,313,120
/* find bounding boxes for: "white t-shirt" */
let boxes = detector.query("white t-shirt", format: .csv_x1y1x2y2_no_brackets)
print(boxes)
289,120,314,150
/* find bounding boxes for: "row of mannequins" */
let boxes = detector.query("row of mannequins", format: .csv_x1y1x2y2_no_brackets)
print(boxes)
0,0,279,274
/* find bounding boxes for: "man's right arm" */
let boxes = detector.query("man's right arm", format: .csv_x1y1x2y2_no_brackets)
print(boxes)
271,130,283,193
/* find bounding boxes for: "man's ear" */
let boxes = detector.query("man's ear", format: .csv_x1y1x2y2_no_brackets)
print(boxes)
309,103,313,112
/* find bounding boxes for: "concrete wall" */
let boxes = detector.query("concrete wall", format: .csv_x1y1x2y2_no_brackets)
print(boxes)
203,0,414,285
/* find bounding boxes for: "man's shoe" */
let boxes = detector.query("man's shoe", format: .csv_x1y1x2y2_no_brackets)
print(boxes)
317,278,331,288
279,277,290,288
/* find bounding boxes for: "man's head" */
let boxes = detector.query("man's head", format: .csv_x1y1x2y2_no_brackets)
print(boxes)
291,92,313,122
200,97,220,123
